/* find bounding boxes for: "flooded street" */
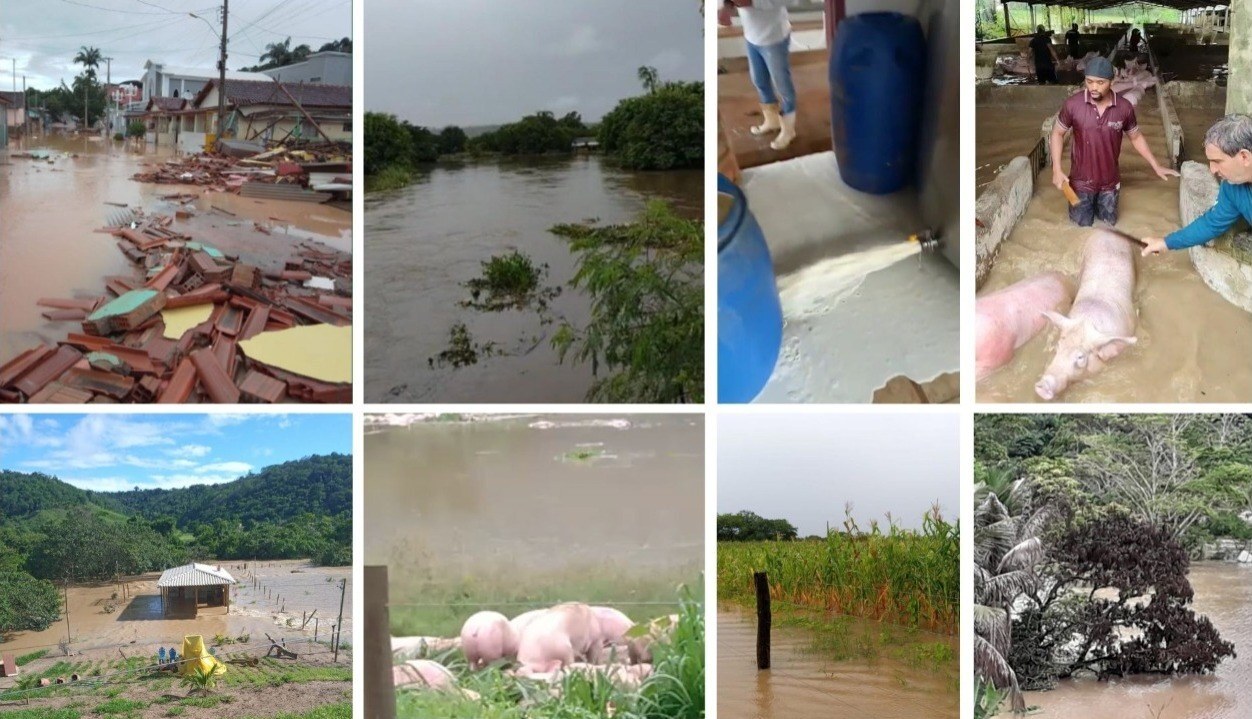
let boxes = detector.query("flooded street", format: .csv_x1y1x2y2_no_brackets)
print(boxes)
977,92,1252,402
364,158,702,402
0,560,352,659
717,608,958,718
1012,563,1252,719
0,135,352,367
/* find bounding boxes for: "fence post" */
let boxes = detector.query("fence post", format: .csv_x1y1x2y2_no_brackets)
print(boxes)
754,571,771,670
365,565,395,719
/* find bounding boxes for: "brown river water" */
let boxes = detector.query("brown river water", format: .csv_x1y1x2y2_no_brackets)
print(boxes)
977,90,1252,402
717,608,958,718
364,414,704,594
363,157,702,403
0,560,352,665
1005,562,1252,719
0,135,351,366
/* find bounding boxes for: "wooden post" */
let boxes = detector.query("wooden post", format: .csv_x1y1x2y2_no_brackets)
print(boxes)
334,578,346,662
1005,1,1012,36
754,571,771,670
365,566,395,719
269,77,336,144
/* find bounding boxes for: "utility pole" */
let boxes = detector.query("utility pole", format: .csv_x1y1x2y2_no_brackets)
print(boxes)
217,0,228,149
104,56,113,137
64,579,72,651
333,578,346,663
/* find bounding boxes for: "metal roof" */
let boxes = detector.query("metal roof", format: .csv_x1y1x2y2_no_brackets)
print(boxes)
192,79,352,110
157,563,236,588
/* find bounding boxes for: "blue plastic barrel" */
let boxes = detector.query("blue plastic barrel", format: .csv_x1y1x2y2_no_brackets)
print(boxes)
717,173,782,403
829,12,927,194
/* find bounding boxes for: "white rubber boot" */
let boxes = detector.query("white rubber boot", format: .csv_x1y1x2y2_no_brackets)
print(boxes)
770,112,796,150
750,103,781,136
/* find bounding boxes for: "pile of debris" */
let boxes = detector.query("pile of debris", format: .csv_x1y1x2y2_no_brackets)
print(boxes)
131,141,351,203
0,212,352,404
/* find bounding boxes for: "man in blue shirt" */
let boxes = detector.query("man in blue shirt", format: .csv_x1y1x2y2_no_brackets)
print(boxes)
1143,114,1252,255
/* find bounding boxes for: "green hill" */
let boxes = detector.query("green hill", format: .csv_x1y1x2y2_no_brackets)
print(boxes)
0,470,120,519
105,454,352,526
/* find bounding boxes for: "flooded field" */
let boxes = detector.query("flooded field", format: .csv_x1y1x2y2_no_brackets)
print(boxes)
363,158,702,403
1008,563,1252,719
977,92,1252,402
0,559,352,661
717,608,958,719
0,135,352,366
364,413,703,635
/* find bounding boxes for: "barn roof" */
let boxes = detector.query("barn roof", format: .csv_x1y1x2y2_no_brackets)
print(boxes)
157,563,236,588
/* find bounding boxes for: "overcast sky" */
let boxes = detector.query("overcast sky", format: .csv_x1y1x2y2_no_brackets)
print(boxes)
0,0,351,92
718,413,960,536
365,0,703,127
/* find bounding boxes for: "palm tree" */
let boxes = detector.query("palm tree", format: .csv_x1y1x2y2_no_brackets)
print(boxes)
637,65,660,94
260,37,295,68
973,475,1051,715
73,46,101,130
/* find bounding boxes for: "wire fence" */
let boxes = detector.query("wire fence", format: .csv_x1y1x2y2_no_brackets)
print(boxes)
0,636,340,703
766,597,957,638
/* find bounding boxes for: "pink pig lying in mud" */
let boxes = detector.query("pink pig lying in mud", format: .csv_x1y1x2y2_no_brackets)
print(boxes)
1035,229,1139,401
460,610,519,670
516,602,604,674
975,271,1075,382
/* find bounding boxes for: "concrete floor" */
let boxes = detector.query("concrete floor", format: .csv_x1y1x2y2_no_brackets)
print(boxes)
738,153,960,404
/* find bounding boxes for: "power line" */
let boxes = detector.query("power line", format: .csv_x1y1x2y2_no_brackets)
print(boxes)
58,0,171,15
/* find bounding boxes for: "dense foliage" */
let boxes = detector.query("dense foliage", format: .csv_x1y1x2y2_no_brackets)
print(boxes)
24,509,188,582
468,111,589,156
598,81,703,170
716,511,798,541
0,571,61,634
973,414,1240,712
107,454,351,526
550,202,703,403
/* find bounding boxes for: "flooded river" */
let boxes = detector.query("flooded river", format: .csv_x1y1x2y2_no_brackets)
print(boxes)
977,91,1252,402
0,135,351,366
363,157,702,403
364,414,703,634
0,560,351,659
1011,562,1252,719
717,608,958,718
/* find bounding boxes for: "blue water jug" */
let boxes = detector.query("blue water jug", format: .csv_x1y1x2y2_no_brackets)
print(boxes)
830,12,927,194
717,173,782,403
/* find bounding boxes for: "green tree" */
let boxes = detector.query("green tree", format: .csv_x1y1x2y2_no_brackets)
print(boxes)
550,202,703,403
364,112,414,175
438,125,467,155
637,65,660,94
599,82,702,170
73,45,101,129
716,511,798,541
0,571,61,634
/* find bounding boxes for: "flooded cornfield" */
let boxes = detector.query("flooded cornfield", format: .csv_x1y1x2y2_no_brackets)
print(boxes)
0,559,351,661
1006,563,1252,718
0,135,352,367
363,158,702,403
364,413,704,635
717,608,958,719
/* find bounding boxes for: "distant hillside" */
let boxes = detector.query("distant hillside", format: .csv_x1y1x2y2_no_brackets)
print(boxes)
0,470,119,519
106,454,352,526
463,124,502,138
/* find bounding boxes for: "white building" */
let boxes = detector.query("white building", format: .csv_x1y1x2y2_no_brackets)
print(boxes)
262,51,352,87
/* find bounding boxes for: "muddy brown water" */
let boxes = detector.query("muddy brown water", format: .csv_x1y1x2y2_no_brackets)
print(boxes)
717,608,958,719
977,92,1252,402
364,414,703,595
0,560,352,665
1005,563,1252,719
363,157,702,403
0,135,351,366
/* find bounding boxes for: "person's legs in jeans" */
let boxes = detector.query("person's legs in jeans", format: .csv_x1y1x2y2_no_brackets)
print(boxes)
745,40,781,135
757,36,797,149
1069,191,1097,226
1095,188,1120,225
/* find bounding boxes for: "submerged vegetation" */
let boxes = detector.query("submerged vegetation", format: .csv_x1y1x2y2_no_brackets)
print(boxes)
462,251,561,312
718,507,959,635
396,591,704,719
974,414,1246,713
550,202,703,403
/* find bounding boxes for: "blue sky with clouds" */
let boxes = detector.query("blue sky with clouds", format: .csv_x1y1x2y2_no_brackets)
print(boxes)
0,414,352,493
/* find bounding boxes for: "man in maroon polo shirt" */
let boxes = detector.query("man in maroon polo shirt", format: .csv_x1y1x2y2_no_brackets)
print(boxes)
1049,56,1178,226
